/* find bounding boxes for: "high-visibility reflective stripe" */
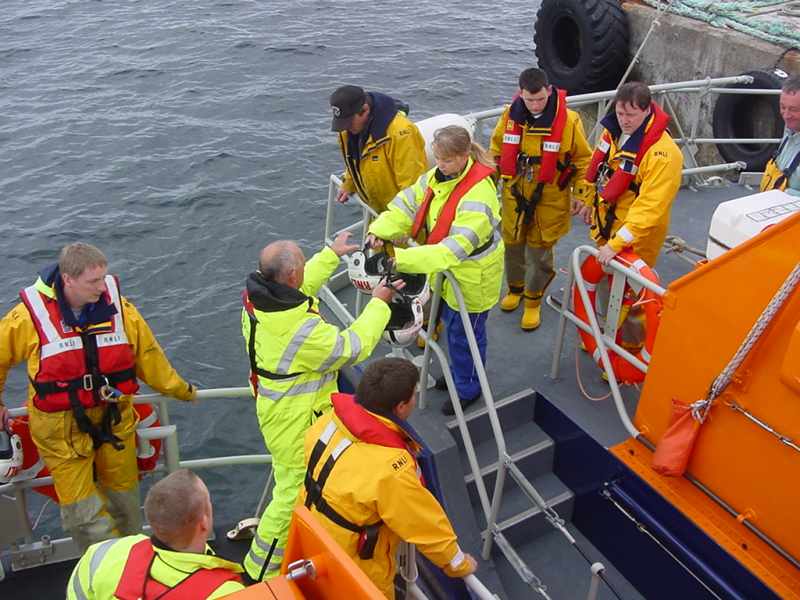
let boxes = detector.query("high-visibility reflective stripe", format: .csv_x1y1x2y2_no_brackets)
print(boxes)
502,133,521,144
277,319,322,373
257,372,336,401
416,172,429,190
319,420,338,444
442,237,469,261
319,334,344,372
641,348,651,363
391,193,415,220
465,231,501,262
458,201,500,227
70,572,89,600
21,285,60,343
616,226,634,243
449,225,480,248
40,337,84,359
87,537,121,592
246,548,283,571
103,275,128,342
344,330,362,364
597,139,611,153
331,437,352,460
449,547,466,569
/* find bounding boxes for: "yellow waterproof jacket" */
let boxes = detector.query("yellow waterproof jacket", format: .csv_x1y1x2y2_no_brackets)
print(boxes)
301,410,472,600
490,104,595,245
368,159,504,313
242,247,391,467
67,534,244,600
588,125,683,266
0,279,195,412
338,94,427,213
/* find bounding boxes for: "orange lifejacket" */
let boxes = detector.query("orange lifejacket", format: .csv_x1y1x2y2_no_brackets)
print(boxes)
498,88,569,184
573,250,662,385
115,538,241,600
411,161,496,244
586,102,670,204
19,275,139,414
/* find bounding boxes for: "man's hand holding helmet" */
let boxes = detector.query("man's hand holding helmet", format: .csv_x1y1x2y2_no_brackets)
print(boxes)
372,278,405,303
330,231,361,257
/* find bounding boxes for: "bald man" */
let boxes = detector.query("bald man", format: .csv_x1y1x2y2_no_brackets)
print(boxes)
241,231,398,581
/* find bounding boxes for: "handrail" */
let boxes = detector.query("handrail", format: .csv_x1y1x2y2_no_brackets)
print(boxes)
546,245,674,439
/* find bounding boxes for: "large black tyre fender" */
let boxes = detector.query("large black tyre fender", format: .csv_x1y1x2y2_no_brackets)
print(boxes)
712,69,787,171
534,0,630,94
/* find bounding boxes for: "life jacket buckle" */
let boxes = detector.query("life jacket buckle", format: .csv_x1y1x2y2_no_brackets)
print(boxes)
82,374,94,391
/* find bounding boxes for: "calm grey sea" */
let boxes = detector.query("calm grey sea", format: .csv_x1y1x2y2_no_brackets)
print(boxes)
0,0,540,530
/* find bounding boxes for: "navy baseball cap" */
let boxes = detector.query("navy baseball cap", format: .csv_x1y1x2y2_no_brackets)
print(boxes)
330,85,367,131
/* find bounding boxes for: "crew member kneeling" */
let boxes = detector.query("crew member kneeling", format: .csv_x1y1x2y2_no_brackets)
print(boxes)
67,469,244,600
301,358,477,599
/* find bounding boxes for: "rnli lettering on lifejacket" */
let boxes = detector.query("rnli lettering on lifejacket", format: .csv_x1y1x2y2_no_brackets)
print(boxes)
391,454,409,471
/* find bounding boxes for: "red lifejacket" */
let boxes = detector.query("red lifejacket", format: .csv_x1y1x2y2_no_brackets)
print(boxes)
19,275,139,413
114,539,241,600
585,102,671,204
331,393,423,481
410,161,496,244
498,88,569,182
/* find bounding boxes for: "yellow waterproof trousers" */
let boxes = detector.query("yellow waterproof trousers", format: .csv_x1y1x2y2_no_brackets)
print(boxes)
29,400,141,552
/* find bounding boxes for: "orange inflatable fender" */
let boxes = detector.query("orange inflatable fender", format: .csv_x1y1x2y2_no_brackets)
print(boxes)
573,250,663,384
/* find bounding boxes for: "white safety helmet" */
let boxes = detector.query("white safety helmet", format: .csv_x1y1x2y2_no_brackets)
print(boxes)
0,428,23,484
383,273,431,347
348,250,391,294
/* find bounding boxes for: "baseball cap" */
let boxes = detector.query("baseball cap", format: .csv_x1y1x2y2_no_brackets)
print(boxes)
330,85,367,132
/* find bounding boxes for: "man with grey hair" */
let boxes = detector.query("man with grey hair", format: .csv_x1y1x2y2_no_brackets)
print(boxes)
0,242,196,553
761,74,800,196
68,469,244,599
241,230,399,581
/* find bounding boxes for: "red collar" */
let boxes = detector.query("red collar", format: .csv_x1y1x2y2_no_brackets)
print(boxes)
331,393,408,450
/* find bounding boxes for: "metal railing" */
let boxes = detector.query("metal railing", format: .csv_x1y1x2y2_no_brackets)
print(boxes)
464,75,782,187
0,387,271,572
546,245,669,439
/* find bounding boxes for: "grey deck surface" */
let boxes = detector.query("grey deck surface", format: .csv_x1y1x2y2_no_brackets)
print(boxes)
322,181,751,600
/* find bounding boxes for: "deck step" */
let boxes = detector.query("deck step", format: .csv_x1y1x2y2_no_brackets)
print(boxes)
476,472,575,546
445,388,536,449
463,425,555,506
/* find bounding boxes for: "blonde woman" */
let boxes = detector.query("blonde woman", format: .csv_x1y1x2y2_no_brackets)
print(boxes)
366,125,503,415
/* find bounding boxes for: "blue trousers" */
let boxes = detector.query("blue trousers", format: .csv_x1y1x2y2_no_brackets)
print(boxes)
440,303,489,400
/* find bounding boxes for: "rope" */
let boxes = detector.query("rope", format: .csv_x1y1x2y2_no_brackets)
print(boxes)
695,262,800,422
637,0,800,48
576,345,612,402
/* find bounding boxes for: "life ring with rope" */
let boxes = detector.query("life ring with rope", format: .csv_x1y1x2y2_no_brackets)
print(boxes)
573,250,662,384
134,403,162,473
2,403,162,503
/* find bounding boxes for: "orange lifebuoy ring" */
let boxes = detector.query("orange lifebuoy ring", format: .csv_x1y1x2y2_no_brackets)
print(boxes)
573,250,662,384
134,403,162,473
7,417,59,502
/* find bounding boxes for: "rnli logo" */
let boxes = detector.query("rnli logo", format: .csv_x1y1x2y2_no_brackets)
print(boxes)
57,339,79,351
331,105,342,117
506,121,515,131
391,454,409,471
60,321,73,333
